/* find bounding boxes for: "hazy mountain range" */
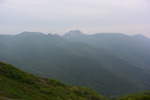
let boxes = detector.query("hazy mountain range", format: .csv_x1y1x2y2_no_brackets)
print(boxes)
0,30,150,97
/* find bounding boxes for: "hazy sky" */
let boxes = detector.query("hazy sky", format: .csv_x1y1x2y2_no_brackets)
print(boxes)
0,0,150,37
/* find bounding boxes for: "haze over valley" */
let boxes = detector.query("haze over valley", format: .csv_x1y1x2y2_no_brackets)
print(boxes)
0,30,150,99
0,0,150,99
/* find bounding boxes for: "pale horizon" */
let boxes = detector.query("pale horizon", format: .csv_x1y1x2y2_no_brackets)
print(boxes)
0,0,150,37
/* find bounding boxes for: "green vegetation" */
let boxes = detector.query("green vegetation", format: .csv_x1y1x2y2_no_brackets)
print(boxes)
117,90,150,100
0,61,107,100
0,61,150,100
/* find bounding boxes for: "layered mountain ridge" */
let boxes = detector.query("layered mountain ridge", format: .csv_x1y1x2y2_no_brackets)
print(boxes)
63,30,150,70
0,30,150,97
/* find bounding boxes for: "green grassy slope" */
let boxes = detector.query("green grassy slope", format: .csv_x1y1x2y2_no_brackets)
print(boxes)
117,90,150,100
0,62,107,100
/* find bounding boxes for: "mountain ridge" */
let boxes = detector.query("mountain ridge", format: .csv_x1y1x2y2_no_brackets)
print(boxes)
63,30,150,70
0,31,150,97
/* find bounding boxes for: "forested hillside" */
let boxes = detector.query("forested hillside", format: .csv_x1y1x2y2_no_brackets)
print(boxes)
0,61,107,100
117,90,150,100
0,31,150,97
1,61,150,100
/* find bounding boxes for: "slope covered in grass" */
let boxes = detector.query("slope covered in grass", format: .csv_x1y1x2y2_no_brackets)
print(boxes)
0,62,107,100
117,90,150,100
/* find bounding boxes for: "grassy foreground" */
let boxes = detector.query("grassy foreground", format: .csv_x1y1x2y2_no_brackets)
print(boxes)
0,61,107,100
0,61,150,100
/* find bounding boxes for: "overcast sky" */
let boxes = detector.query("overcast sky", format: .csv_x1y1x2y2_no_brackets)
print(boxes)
0,0,150,37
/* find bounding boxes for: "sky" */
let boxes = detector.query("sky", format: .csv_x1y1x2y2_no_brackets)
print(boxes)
0,0,150,37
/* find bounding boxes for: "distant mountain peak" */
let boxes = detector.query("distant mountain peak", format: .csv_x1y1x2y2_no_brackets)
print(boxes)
69,30,83,34
132,34,150,40
63,30,84,38
16,31,45,37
